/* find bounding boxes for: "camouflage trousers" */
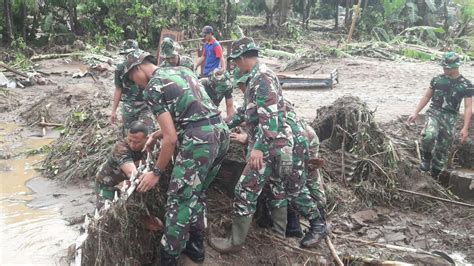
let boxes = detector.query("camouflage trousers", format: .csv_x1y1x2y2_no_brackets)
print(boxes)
233,138,290,216
161,122,230,256
284,134,320,220
421,108,458,171
121,101,155,136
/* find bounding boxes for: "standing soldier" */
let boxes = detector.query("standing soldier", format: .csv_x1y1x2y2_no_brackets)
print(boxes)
111,40,155,136
159,37,194,71
123,50,230,265
408,51,473,177
209,37,290,253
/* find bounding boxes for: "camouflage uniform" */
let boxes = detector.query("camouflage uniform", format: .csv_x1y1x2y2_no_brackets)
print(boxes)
159,37,194,71
95,138,147,207
138,63,230,256
200,71,234,107
284,105,321,220
115,41,155,136
421,74,473,171
230,61,290,216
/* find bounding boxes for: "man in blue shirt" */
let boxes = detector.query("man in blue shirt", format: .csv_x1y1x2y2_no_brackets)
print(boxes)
195,25,226,76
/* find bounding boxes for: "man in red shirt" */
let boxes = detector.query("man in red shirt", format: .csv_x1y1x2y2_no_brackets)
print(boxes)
195,25,226,76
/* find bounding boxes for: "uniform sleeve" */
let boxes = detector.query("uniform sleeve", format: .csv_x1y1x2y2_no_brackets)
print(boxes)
464,79,473,98
144,77,168,116
112,142,134,166
214,44,223,58
114,64,124,89
429,77,437,90
227,106,245,129
253,76,279,153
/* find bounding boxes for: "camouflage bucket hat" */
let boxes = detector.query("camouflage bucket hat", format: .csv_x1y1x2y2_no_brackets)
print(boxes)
122,49,155,78
119,39,139,55
160,37,179,59
440,51,461,69
228,37,259,60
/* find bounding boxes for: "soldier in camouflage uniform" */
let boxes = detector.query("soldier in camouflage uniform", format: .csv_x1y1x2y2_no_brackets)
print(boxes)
209,37,292,253
95,121,150,209
284,100,327,247
408,51,473,177
111,40,155,136
159,37,194,71
200,70,236,121
122,49,230,265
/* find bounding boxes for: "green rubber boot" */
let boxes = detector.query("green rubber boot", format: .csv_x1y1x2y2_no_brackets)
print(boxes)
271,206,288,237
208,216,252,254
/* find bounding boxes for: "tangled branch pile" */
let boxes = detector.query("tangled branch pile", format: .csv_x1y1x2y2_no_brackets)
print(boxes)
312,96,451,209
42,103,119,182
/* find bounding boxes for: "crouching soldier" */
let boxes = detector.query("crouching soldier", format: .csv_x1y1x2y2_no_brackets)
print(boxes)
95,121,150,209
123,49,230,265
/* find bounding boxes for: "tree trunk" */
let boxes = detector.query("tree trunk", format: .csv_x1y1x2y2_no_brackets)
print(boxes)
67,0,78,34
443,0,449,37
278,0,291,26
4,0,14,43
20,1,27,40
344,0,350,26
335,0,339,30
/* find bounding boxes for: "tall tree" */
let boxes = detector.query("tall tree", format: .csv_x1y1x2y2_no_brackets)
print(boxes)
4,0,14,42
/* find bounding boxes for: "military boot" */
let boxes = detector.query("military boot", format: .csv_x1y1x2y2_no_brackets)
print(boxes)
286,208,303,238
420,152,432,172
300,216,327,248
183,230,205,263
208,216,252,254
160,248,178,266
270,206,288,237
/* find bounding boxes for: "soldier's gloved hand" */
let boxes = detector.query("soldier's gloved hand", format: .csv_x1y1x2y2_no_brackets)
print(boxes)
460,128,469,143
137,172,159,192
249,149,264,170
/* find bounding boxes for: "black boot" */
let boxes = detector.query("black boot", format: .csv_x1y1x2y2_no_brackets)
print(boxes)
420,152,432,172
183,230,205,263
286,208,303,238
160,249,178,266
300,216,327,248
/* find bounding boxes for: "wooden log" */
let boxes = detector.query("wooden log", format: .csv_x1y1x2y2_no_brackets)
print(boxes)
398,188,474,208
0,62,29,78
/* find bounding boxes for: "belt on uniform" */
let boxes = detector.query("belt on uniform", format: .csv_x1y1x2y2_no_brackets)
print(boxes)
184,116,221,130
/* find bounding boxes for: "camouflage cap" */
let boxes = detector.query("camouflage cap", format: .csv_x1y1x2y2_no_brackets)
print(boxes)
119,39,139,55
160,37,179,59
122,49,155,78
440,51,461,69
228,37,259,60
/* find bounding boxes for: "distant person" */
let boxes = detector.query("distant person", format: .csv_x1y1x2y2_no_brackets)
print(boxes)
111,39,155,136
159,37,194,71
95,121,150,209
407,51,473,177
195,25,225,76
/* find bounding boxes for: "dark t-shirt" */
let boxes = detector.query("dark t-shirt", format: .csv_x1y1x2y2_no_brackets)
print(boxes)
429,74,473,113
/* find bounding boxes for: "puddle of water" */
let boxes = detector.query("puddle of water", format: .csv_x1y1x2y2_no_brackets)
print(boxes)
0,127,77,265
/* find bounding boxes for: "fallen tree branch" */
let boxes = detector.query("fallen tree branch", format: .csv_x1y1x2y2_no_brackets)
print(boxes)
0,62,29,78
343,255,414,265
39,121,63,127
30,53,87,61
325,236,343,266
397,189,474,208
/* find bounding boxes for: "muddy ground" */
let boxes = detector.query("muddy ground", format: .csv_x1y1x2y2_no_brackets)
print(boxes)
1,40,473,265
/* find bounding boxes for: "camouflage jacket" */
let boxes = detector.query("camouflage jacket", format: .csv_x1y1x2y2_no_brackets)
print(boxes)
143,66,220,135
115,61,145,103
201,71,233,106
429,74,473,114
286,103,319,159
159,55,194,71
241,63,288,157
96,139,146,187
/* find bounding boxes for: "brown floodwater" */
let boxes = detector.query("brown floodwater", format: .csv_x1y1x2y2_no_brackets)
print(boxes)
0,124,77,264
